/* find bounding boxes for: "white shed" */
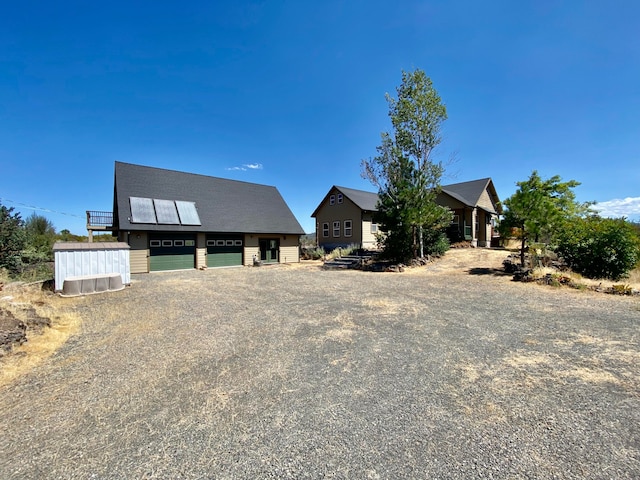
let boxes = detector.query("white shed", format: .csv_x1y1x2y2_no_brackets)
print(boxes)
53,242,131,293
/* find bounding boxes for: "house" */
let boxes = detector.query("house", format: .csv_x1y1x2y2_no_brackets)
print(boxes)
96,162,305,273
311,187,380,251
311,178,502,250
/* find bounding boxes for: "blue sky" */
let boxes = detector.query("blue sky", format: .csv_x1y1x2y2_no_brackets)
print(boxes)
2,1,639,235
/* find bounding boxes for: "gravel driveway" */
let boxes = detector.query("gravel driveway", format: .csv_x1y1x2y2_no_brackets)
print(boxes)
1,250,639,479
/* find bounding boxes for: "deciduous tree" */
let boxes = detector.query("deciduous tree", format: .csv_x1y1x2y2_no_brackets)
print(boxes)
362,69,452,262
0,203,26,274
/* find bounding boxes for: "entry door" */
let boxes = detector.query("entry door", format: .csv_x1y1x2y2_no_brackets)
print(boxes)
259,238,279,263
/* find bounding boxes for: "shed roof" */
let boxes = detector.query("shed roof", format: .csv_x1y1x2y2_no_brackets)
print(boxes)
53,242,130,251
113,162,305,235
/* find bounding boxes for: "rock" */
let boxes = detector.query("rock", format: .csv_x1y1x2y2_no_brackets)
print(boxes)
0,309,27,355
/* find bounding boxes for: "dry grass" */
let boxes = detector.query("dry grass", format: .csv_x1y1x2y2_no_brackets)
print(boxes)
1,252,639,478
530,265,640,290
0,284,83,387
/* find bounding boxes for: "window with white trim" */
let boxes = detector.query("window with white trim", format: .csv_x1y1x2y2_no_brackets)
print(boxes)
333,221,340,237
322,222,329,237
337,193,343,204
173,239,185,247
150,240,161,247
344,219,352,237
452,215,460,226
329,195,335,205
162,240,173,247
371,223,378,234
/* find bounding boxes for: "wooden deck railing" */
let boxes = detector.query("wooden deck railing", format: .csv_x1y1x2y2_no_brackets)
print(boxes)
86,211,113,228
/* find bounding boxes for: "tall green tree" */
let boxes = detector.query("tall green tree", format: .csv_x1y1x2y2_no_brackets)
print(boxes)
0,203,26,274
362,69,452,262
23,213,57,262
500,171,593,266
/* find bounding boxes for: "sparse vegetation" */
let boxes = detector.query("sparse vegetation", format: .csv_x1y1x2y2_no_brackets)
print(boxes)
1,201,114,282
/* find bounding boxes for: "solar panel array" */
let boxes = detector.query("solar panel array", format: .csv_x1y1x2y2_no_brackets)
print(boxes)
153,199,180,224
175,201,201,225
130,197,157,224
129,197,201,226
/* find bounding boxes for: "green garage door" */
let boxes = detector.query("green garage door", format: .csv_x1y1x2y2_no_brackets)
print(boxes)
149,234,196,271
207,236,243,267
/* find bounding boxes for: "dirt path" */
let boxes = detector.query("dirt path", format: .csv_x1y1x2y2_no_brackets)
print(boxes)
1,249,639,479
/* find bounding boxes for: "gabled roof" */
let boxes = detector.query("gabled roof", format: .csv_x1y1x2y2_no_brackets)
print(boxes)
113,162,305,234
336,186,380,211
441,178,502,214
311,178,502,217
310,185,380,217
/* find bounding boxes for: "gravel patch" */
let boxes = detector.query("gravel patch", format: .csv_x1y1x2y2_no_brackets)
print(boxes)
1,250,639,479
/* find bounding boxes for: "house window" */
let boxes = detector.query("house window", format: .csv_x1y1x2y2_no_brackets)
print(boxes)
452,215,460,226
337,193,343,204
333,221,340,237
322,222,329,237
344,220,352,237
371,223,378,234
330,195,335,205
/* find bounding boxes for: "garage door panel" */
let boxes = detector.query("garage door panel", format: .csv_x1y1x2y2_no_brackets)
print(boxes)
149,235,196,271
150,254,194,271
206,236,243,268
207,251,242,268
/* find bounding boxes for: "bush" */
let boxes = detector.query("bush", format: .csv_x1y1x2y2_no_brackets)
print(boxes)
556,217,640,280
423,229,450,257
301,246,325,260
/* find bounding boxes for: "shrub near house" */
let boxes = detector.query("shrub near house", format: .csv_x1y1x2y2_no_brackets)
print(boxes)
557,216,640,280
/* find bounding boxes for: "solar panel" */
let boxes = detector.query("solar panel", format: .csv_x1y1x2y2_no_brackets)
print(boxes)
130,197,157,224
175,200,201,225
153,199,180,224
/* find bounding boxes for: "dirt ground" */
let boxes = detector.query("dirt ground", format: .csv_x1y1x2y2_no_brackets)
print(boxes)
0,248,639,479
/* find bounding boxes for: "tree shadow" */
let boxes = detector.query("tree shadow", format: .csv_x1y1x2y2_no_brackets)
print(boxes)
466,267,510,277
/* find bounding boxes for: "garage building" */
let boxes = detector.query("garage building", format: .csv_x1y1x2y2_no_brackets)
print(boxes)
111,162,305,273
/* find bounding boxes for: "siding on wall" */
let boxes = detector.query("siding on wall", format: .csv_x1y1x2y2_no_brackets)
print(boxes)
53,244,131,291
361,214,378,249
280,235,300,263
279,246,299,263
129,232,149,273
477,189,497,213
243,234,259,266
196,233,207,269
316,191,364,248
